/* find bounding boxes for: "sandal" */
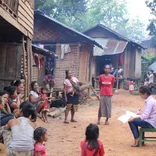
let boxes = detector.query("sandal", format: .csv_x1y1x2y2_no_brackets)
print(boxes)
131,144,139,147
71,120,77,122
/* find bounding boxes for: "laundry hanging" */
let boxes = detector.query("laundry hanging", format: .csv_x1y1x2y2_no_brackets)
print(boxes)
33,54,39,66
39,57,44,70
61,44,71,59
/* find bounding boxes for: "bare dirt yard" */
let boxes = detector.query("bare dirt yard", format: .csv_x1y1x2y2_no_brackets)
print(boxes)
1,90,156,156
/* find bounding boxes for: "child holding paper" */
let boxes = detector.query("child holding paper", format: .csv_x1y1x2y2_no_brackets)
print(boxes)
128,86,156,147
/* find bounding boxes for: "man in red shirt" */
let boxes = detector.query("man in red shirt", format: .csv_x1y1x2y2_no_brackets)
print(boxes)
97,65,115,125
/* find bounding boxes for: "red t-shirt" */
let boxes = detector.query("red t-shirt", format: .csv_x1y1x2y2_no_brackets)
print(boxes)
99,74,115,96
80,140,105,156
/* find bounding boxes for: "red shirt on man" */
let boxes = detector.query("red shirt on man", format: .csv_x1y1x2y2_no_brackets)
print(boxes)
99,74,115,96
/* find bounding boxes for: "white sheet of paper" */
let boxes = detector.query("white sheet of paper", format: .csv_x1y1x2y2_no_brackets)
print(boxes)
118,115,131,123
118,111,139,123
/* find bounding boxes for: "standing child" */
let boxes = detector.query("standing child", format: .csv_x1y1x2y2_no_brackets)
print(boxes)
34,127,48,156
80,124,105,156
144,78,149,86
129,79,134,93
40,88,49,123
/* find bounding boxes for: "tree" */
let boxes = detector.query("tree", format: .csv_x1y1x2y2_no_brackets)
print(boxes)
146,0,156,47
35,0,87,29
146,0,156,35
35,0,145,42
117,17,146,43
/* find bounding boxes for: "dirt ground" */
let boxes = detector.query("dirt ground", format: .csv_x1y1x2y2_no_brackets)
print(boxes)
1,90,156,156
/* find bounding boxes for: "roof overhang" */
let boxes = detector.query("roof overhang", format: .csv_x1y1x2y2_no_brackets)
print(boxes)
32,44,58,58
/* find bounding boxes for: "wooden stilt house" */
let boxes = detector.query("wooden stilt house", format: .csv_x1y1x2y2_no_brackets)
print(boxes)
0,0,34,97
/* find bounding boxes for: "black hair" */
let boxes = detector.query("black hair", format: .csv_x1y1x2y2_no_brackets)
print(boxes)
34,127,47,142
65,70,69,79
41,88,48,93
85,124,99,152
0,90,9,96
104,65,110,69
11,80,22,87
20,101,36,122
5,86,16,96
150,70,154,73
31,81,38,91
139,86,152,96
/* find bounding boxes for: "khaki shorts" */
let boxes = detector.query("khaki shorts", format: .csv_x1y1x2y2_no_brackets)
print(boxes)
66,104,78,112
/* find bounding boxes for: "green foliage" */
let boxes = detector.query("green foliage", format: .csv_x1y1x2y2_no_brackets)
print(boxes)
146,0,156,46
35,0,145,42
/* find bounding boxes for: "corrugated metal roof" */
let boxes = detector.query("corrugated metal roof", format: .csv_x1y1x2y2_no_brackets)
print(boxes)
93,38,128,56
148,62,156,74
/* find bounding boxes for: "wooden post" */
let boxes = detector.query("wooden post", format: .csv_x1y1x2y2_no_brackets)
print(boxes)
115,55,119,93
26,37,32,93
22,36,28,100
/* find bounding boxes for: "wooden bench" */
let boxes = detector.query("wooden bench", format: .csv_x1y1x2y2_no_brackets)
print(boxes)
139,128,156,147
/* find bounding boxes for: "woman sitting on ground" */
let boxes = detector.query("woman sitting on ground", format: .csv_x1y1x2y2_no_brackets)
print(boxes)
0,91,14,127
3,101,36,156
11,80,24,103
29,81,44,116
5,86,20,114
128,86,156,147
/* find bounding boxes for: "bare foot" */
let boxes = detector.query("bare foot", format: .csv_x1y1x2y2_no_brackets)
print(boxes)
105,121,109,125
64,120,69,124
131,139,139,147
95,122,100,125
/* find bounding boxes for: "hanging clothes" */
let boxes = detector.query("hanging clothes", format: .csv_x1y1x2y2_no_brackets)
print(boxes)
39,57,44,70
61,44,71,59
33,54,39,66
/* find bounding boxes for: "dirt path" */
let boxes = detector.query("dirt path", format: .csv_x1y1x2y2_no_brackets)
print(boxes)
1,90,156,156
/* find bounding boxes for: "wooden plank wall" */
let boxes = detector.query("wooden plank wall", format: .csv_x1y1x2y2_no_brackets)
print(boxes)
18,0,34,38
79,46,90,83
31,54,46,87
0,0,34,38
54,44,79,89
0,43,22,90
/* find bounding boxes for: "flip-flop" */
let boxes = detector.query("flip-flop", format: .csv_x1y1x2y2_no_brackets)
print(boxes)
71,120,77,122
131,144,139,147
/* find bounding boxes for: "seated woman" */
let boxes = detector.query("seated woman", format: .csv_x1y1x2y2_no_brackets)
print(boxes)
29,81,44,115
5,86,20,115
0,91,14,126
11,80,24,103
128,86,156,147
3,101,36,156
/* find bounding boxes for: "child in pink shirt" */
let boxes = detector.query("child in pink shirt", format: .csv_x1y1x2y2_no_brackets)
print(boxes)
34,127,48,156
80,124,105,156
